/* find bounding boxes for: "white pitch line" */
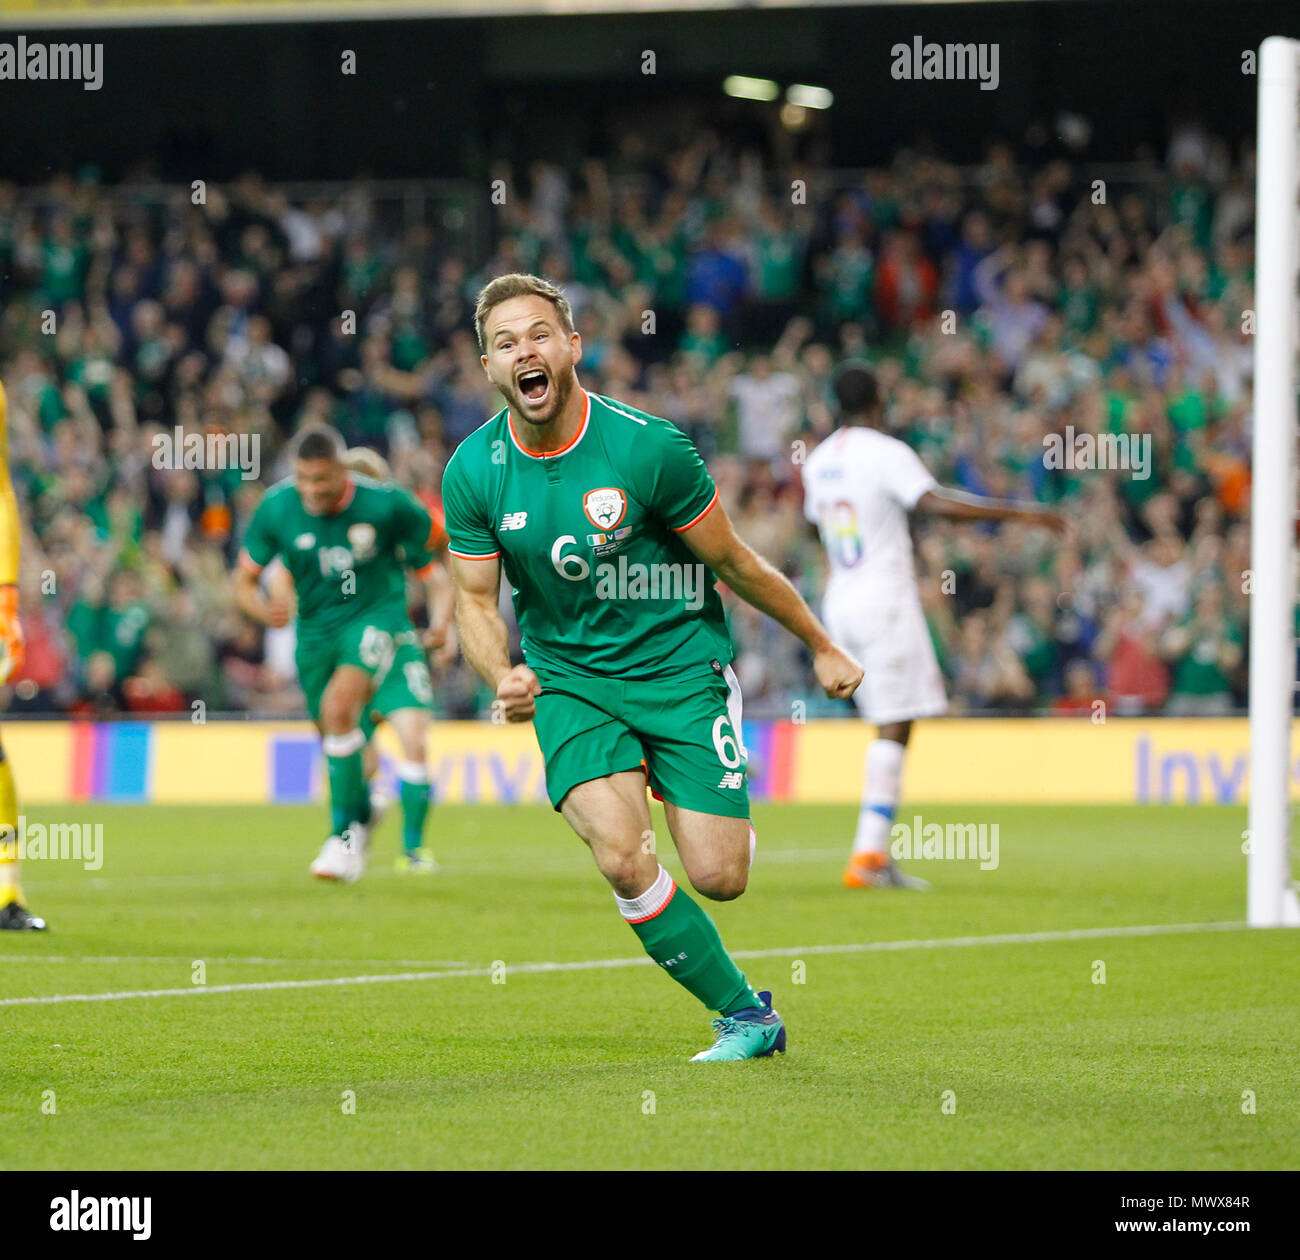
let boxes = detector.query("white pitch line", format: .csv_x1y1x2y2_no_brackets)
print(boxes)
0,921,1250,1009
732,919,1252,960
33,847,847,888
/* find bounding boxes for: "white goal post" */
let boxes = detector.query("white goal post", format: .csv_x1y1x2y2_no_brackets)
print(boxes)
1248,36,1300,927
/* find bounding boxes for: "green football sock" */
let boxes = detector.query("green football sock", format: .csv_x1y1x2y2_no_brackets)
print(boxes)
617,865,763,1015
397,760,431,854
323,730,368,838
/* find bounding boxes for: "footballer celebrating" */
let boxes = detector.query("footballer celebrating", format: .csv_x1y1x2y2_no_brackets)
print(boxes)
802,362,1065,889
443,274,863,1062
235,426,453,882
262,444,457,873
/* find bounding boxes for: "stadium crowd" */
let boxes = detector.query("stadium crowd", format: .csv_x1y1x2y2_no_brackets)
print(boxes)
0,125,1259,720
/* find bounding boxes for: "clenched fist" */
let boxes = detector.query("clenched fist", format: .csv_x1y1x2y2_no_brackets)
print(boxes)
813,643,863,701
495,664,541,723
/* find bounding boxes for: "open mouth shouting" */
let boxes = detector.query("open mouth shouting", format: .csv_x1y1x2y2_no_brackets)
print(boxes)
516,366,552,410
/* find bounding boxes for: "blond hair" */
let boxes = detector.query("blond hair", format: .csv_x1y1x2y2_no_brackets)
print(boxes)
474,272,574,350
344,447,391,480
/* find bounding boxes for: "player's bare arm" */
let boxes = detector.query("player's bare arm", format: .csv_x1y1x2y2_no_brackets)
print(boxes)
266,561,298,622
449,553,538,720
679,500,863,700
233,563,292,628
421,561,459,667
915,487,1066,533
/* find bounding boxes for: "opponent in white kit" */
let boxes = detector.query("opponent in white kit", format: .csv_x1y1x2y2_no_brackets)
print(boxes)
802,363,1065,889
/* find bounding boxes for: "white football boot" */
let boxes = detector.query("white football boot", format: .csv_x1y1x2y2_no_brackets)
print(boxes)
310,835,352,881
310,825,368,883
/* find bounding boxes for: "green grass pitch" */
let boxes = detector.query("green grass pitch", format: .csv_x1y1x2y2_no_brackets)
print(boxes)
0,802,1295,1170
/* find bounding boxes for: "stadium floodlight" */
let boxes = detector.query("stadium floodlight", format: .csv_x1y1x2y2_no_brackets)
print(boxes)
1248,35,1300,928
723,75,780,102
786,84,834,110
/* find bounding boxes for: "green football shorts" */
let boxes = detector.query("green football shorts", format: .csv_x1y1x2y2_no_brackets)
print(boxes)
531,663,750,819
296,608,434,731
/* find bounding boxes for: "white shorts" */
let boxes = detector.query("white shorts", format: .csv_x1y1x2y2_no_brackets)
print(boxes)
823,584,948,725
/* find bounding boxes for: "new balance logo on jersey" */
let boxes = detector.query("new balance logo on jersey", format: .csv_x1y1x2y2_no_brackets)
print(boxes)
500,512,528,531
717,771,744,790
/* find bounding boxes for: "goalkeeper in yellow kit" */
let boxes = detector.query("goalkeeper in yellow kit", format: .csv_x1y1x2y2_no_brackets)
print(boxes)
0,381,47,930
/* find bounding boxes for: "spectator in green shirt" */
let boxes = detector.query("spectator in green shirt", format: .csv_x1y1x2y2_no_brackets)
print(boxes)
103,570,152,682
1059,254,1099,339
41,216,88,307
678,303,728,369
1160,583,1243,715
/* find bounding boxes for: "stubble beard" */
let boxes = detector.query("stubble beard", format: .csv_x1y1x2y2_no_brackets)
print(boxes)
510,359,575,432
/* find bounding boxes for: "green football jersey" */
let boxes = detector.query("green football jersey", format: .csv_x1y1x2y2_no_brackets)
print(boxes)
441,390,733,680
240,474,441,639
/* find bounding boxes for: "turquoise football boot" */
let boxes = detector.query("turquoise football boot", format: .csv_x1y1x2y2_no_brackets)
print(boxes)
689,990,786,1062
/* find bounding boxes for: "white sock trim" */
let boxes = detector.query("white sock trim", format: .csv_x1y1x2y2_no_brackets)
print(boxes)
322,729,366,758
395,759,430,784
614,864,675,922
